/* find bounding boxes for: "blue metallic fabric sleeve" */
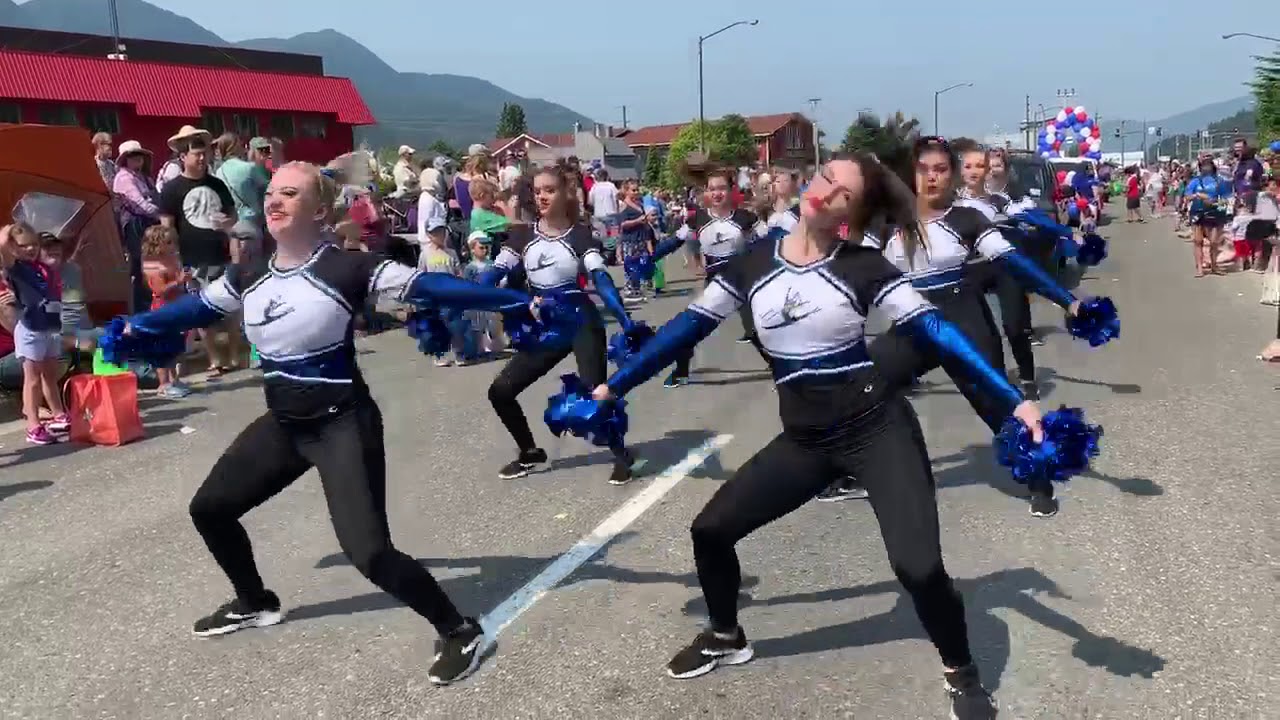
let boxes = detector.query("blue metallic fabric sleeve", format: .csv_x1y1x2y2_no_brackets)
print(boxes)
475,265,509,287
899,309,1024,415
129,293,225,335
652,236,685,262
590,268,632,329
999,250,1077,309
406,272,530,311
607,309,719,396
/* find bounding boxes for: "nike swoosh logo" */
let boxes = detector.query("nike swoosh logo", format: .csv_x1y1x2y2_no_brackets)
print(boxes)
530,258,556,271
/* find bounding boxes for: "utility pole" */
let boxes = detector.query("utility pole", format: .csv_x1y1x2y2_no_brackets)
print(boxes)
808,98,821,170
1024,94,1032,150
619,105,628,130
1140,117,1147,164
1119,120,1126,166
106,0,126,60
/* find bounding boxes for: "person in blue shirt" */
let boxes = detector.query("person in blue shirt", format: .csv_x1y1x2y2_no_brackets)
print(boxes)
1185,158,1232,277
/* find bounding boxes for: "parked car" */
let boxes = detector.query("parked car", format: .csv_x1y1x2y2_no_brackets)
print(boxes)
1006,151,1059,224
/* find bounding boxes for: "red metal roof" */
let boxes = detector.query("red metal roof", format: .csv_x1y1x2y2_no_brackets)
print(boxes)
0,50,376,125
624,113,804,147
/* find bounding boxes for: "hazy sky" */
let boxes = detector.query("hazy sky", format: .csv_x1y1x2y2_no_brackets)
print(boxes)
160,0,1266,138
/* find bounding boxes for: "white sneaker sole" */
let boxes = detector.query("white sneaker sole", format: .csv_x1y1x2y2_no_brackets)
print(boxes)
667,645,754,680
193,609,285,637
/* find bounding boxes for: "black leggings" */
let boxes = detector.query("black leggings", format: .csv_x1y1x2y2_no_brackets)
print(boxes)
690,398,973,669
188,400,466,634
487,303,627,458
991,273,1037,383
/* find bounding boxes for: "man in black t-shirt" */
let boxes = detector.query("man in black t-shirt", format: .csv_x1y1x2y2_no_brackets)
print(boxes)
158,125,240,372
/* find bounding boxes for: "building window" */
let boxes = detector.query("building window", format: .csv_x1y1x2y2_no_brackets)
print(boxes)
0,103,19,124
201,110,226,136
38,105,77,126
82,107,120,135
784,123,804,150
269,114,295,140
231,113,259,138
298,115,327,140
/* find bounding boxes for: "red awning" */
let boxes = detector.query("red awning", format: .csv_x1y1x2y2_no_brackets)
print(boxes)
0,50,376,125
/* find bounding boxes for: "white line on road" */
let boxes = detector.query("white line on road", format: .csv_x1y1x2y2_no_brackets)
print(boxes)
478,433,734,653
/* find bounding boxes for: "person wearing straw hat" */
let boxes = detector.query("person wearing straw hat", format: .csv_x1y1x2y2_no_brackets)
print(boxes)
157,125,241,375
113,139,162,312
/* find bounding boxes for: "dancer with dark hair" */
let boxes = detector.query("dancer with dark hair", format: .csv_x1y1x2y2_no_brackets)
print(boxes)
478,166,640,484
593,153,1052,719
651,167,769,387
823,136,1110,516
109,162,549,686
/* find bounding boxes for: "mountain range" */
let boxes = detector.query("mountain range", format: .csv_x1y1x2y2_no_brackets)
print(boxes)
1113,95,1254,136
0,0,594,148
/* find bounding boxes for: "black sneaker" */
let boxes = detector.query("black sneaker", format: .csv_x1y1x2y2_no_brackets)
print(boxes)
1020,380,1040,401
944,664,998,719
667,627,753,679
192,591,284,637
1029,491,1059,518
609,453,635,485
498,448,548,479
816,479,870,502
428,619,486,686
663,372,690,388
1030,334,1046,347
735,334,753,344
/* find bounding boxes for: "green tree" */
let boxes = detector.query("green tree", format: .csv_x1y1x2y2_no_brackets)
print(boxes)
426,140,458,159
840,111,920,182
660,116,760,190
642,148,663,186
496,102,528,138
1250,49,1280,144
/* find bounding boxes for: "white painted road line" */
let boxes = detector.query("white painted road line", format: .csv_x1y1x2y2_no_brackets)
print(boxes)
478,433,735,653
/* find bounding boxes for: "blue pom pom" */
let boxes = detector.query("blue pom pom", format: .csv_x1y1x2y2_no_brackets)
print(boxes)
406,309,452,357
1066,296,1120,347
995,406,1103,484
607,322,656,366
1076,232,1107,267
504,294,586,352
623,254,654,283
543,373,628,448
99,316,185,368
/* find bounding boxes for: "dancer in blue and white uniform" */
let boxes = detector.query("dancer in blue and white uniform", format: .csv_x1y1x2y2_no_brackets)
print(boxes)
478,165,640,484
651,168,768,386
593,153,1050,720
111,163,543,685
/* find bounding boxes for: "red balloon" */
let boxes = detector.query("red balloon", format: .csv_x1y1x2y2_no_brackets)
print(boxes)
1092,127,1101,138
1064,106,1075,116
1076,111,1087,122
1076,198,1089,209
1052,140,1062,150
1056,170,1068,184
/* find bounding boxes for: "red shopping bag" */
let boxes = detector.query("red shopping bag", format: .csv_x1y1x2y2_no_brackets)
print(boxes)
66,373,145,446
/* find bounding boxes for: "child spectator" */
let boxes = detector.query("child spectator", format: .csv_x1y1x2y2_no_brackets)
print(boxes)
141,225,193,398
0,223,69,444
420,219,472,366
616,180,655,300
463,232,505,357
468,178,510,238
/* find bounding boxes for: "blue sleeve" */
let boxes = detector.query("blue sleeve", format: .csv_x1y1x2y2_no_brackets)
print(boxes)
475,264,509,287
998,251,1077,309
898,309,1024,416
129,293,225,335
404,272,530,311
652,235,685,262
590,268,632,329
607,309,719,396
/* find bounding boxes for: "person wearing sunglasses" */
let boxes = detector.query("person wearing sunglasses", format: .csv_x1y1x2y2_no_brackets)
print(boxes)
592,152,1061,719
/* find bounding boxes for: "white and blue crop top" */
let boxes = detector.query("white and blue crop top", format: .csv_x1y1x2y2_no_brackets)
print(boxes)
881,205,1015,292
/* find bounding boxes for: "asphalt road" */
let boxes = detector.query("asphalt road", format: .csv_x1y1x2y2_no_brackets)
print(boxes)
1,215,1275,720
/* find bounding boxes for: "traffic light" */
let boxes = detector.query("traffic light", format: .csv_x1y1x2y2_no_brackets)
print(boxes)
1156,127,1163,137
1114,128,1121,138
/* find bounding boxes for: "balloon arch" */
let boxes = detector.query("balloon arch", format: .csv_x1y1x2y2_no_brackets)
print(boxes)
1037,106,1102,161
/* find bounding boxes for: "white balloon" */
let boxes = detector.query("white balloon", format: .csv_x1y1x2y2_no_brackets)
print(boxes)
1045,123,1056,134
1074,106,1086,117
1066,171,1077,184
1041,151,1052,158
1055,110,1068,123
1079,126,1092,138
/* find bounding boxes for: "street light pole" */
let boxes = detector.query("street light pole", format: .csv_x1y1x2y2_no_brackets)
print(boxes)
1221,32,1280,43
808,98,821,169
933,82,973,135
697,19,760,155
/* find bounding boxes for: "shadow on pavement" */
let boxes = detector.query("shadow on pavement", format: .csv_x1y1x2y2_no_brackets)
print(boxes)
682,566,1165,691
0,479,54,502
548,428,731,481
0,422,192,471
293,530,760,624
931,444,1164,499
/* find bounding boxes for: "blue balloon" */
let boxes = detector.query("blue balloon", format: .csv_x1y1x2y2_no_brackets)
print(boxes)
1270,140,1280,153
1067,204,1080,219
1083,118,1095,129
1087,151,1102,160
